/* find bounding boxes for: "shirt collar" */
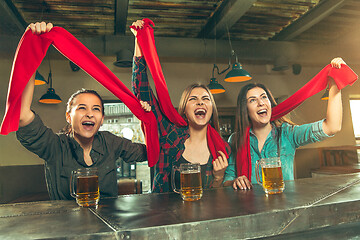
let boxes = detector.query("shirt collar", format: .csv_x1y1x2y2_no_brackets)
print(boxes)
68,132,104,156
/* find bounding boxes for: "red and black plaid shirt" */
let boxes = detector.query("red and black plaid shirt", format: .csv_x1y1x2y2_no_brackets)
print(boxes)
132,57,229,192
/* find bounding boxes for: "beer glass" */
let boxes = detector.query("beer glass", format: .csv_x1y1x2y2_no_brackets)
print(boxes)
70,168,99,207
172,163,203,201
255,157,284,195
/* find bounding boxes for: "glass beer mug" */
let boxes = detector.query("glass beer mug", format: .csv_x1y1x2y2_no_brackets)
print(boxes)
70,168,100,207
172,163,203,201
255,157,284,195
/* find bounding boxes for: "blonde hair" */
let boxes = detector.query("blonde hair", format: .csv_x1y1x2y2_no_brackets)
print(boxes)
178,83,220,133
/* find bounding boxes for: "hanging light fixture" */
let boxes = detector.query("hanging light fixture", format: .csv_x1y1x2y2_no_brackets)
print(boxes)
39,56,62,104
34,71,47,85
321,88,329,100
39,70,62,104
208,64,226,94
224,25,252,82
224,50,252,82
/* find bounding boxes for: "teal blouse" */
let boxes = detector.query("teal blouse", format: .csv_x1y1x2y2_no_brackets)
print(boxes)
223,120,331,183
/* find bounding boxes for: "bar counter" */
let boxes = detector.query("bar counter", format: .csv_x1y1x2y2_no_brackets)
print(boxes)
2,173,360,239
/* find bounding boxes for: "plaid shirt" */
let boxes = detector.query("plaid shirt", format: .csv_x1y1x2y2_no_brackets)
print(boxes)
132,57,229,192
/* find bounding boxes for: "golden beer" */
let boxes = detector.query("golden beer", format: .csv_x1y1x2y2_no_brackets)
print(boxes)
76,175,99,207
70,168,100,207
261,167,284,194
180,170,203,201
255,157,285,195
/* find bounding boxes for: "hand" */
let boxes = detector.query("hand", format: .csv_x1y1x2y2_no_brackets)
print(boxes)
27,22,53,34
232,175,252,190
140,100,151,112
330,57,346,69
212,151,228,181
130,20,145,37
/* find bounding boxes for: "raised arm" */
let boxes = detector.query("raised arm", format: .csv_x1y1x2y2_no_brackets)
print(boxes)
322,57,344,136
19,22,53,127
19,73,35,127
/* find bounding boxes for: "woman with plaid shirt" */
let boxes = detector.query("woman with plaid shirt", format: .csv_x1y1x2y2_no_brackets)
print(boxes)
131,20,230,193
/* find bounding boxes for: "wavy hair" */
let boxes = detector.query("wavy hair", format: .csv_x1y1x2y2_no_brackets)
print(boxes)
177,83,220,133
231,83,293,155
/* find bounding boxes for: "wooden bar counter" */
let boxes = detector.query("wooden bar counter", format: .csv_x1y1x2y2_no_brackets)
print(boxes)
2,174,360,239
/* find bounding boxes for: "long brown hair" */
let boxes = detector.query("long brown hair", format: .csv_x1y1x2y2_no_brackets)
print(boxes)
178,83,220,133
61,89,104,135
231,83,293,155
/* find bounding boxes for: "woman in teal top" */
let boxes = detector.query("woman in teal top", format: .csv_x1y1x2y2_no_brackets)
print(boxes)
224,57,346,190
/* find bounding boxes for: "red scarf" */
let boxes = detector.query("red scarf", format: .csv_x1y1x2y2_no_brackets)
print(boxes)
130,19,229,161
237,64,358,180
0,27,160,167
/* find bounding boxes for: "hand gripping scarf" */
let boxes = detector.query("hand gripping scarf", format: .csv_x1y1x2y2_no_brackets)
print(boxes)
130,19,229,160
0,27,160,167
237,64,358,180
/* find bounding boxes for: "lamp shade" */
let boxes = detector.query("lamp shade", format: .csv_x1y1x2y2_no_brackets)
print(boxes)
39,88,62,104
208,77,225,94
35,71,47,85
321,89,329,100
224,63,252,82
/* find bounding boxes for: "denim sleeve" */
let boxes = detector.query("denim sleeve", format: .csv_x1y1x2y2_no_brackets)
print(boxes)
284,119,331,148
223,134,236,183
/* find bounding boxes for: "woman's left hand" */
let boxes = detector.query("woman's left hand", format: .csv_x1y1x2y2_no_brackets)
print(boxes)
212,151,228,181
330,57,346,68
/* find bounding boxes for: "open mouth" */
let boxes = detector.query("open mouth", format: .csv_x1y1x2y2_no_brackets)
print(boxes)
194,108,207,117
82,121,95,130
257,109,267,117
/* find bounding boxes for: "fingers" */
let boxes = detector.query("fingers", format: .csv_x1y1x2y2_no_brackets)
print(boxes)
28,22,53,34
232,176,252,190
213,151,228,171
132,20,145,29
46,22,53,32
330,57,346,68
131,20,145,36
140,101,151,112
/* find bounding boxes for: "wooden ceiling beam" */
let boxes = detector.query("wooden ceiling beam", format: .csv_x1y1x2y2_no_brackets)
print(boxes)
0,0,27,35
115,0,129,35
272,0,348,41
197,0,256,39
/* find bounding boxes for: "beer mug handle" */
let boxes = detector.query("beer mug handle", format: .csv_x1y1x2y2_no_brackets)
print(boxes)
255,160,262,185
70,170,77,198
171,166,180,194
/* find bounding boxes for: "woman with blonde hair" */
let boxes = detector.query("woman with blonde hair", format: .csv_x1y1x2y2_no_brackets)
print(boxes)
131,19,230,193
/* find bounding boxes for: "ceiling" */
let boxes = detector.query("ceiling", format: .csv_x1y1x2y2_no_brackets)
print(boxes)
1,0,360,65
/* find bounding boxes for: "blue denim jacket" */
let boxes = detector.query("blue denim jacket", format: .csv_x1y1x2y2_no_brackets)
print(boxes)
224,120,330,183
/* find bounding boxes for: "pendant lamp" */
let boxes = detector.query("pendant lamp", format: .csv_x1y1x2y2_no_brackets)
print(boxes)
224,61,252,82
35,71,46,85
321,88,329,100
208,64,226,94
224,26,252,82
39,70,62,104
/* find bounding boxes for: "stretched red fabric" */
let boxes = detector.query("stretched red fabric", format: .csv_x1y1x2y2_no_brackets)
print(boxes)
237,64,358,180
0,27,159,167
130,19,229,160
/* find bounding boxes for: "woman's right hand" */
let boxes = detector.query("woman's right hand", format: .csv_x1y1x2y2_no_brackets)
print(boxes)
130,20,145,37
232,175,252,190
27,22,53,34
140,101,151,112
